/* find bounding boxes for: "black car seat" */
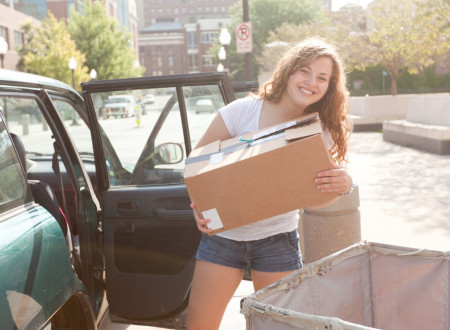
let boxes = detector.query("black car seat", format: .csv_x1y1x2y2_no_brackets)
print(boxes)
10,133,68,237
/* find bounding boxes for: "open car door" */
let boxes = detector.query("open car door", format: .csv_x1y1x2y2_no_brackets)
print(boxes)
81,72,235,328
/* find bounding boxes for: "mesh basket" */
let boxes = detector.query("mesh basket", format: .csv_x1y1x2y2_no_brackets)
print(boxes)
241,241,450,330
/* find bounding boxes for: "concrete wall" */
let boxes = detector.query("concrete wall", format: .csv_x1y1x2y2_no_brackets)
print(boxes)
406,94,450,127
349,93,449,132
383,94,450,154
350,94,413,119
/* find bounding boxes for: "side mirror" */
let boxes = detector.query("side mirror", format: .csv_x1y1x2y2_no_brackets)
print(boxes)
155,143,184,165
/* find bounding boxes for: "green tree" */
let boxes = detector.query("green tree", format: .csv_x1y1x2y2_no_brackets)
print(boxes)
67,0,143,80
16,21,36,72
23,13,89,91
211,0,324,81
365,0,450,95
258,4,367,80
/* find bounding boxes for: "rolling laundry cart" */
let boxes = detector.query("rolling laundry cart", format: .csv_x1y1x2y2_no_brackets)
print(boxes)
241,241,449,330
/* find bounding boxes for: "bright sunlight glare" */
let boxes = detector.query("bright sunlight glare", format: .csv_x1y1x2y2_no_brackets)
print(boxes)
332,0,373,11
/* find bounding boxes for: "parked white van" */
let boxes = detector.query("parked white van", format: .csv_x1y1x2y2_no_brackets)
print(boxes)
104,94,135,118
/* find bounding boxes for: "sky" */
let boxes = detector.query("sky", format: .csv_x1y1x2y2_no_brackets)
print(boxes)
332,0,373,11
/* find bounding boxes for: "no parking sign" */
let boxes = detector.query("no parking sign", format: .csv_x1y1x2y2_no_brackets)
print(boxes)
236,22,252,54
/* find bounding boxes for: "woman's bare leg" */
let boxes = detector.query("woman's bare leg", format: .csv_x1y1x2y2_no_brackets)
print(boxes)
187,260,244,330
251,269,295,291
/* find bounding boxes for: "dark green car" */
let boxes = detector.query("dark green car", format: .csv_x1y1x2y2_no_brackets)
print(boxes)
0,68,257,329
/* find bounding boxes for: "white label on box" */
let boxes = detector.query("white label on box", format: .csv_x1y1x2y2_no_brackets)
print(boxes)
250,132,285,146
202,208,224,230
209,152,224,165
252,120,296,140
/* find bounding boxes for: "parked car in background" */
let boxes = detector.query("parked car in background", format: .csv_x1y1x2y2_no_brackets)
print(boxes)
0,68,247,329
141,93,156,114
144,93,155,104
103,94,135,118
194,97,215,113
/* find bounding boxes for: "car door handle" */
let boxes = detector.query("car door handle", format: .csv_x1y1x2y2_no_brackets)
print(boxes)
117,201,140,216
152,207,193,220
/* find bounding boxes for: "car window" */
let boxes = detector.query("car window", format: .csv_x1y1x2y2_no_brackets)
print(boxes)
0,116,32,213
0,95,93,160
51,98,94,156
89,84,226,187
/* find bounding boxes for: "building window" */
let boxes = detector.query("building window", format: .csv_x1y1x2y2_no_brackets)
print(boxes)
202,55,214,67
188,54,198,71
14,31,23,49
0,26,8,46
187,31,197,50
168,57,174,67
152,57,163,67
201,32,218,44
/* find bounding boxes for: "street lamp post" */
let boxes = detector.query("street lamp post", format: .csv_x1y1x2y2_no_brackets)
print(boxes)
68,57,79,125
68,57,77,87
0,37,8,69
90,69,97,80
218,47,226,72
216,63,224,72
218,28,231,72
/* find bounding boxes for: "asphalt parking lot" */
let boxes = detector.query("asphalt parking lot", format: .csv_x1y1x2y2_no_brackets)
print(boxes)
100,131,450,330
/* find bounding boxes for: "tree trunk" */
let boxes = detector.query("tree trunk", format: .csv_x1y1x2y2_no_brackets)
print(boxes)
391,74,397,96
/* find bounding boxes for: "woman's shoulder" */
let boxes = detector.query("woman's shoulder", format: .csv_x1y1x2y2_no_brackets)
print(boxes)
230,94,260,107
219,95,262,137
220,95,260,115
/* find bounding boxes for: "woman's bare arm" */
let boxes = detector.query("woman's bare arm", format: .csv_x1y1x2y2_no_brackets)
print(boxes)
194,113,233,149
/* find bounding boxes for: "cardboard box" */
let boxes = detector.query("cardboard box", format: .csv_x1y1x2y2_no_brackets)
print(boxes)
184,112,339,234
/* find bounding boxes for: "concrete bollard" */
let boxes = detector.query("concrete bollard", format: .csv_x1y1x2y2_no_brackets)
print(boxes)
21,114,30,135
298,185,361,264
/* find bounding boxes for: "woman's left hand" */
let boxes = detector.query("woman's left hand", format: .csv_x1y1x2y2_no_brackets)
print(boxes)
315,163,352,195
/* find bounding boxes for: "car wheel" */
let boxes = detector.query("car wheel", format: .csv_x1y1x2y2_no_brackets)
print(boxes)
48,293,96,329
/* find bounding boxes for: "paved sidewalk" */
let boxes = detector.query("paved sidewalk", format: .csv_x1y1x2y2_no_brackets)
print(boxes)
100,131,450,330
348,131,449,252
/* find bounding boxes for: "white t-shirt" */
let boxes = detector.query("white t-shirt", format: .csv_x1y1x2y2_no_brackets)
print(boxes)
216,96,333,241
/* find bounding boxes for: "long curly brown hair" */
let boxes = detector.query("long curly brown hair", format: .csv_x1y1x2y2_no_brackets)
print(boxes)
257,38,352,164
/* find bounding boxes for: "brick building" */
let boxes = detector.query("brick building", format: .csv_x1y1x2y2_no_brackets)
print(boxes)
0,0,139,70
136,0,238,76
0,3,42,70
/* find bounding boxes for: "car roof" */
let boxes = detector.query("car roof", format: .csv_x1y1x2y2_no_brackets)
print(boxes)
0,68,79,95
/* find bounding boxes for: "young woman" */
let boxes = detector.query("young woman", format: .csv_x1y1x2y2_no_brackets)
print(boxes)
186,38,353,330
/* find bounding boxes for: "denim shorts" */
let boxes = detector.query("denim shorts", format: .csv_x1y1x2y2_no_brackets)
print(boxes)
195,229,302,272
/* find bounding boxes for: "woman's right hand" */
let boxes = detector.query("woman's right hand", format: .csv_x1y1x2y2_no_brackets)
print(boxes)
191,203,213,234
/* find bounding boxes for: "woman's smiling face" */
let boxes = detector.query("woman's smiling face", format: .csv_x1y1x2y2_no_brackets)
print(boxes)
284,56,333,109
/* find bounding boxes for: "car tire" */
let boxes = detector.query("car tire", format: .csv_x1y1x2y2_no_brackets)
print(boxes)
49,292,96,329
